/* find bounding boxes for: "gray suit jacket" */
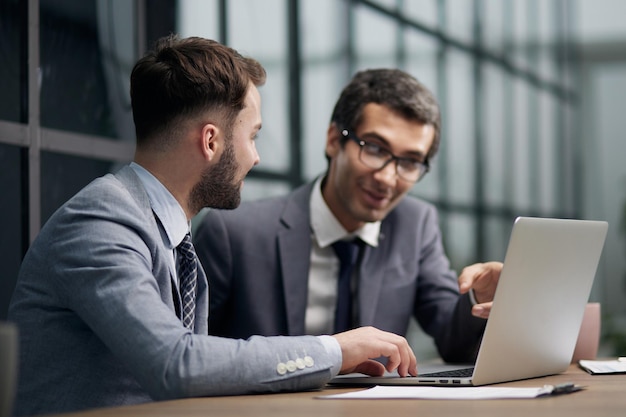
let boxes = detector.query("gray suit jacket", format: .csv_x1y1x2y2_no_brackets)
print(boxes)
8,167,336,416
194,181,486,363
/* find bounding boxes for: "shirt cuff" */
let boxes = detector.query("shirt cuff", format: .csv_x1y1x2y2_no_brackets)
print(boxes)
317,335,342,377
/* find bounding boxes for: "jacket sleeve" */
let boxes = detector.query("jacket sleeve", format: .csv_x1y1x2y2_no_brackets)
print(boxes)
13,177,339,405
411,203,486,363
65,194,340,399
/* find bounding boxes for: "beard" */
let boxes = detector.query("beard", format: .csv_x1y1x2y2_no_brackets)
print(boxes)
188,138,242,213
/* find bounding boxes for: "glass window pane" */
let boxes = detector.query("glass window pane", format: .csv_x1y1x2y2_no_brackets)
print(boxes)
512,78,531,212
40,0,114,138
501,71,516,210
538,91,557,214
302,0,347,59
527,87,541,213
240,177,291,201
0,0,23,122
405,31,439,201
446,0,473,42
0,143,23,318
302,65,345,181
255,66,290,173
511,0,530,72
588,64,626,321
483,63,507,208
177,0,219,40
402,0,438,27
354,3,398,69
485,215,514,262
561,104,576,213
96,0,140,143
40,151,113,225
445,51,475,205
405,30,438,89
301,1,348,181
444,212,476,271
536,0,557,82
483,0,504,54
229,0,289,173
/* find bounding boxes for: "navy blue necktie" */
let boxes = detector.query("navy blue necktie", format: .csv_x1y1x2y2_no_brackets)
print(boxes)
331,239,362,333
176,233,198,330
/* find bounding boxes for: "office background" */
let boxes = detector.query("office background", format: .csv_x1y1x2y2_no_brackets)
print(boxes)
1,0,625,358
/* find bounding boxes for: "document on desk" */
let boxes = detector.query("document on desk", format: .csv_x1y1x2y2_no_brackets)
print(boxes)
579,359,626,374
319,384,582,400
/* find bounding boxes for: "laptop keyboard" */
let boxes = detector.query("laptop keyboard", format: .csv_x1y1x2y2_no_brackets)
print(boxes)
419,367,474,378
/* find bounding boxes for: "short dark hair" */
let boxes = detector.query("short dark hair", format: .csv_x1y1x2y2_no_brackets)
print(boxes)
130,34,266,150
330,68,441,161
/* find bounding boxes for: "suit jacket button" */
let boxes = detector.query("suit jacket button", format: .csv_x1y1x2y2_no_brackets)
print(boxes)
295,358,306,369
286,360,297,372
276,362,287,375
304,356,314,367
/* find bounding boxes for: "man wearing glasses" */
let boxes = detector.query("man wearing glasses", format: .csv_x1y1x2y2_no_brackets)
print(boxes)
194,68,502,363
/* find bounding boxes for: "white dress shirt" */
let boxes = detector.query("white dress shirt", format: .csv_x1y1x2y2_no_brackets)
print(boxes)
306,176,382,335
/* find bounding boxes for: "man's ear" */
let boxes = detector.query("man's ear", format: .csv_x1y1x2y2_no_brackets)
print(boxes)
326,123,342,158
201,123,221,161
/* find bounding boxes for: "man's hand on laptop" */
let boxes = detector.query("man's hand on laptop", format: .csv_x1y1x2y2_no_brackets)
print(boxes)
458,261,503,319
332,327,418,377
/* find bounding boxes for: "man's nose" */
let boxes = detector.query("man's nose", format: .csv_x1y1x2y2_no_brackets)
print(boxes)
372,159,398,185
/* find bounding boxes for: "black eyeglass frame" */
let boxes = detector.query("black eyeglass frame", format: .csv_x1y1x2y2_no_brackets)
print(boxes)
340,129,430,183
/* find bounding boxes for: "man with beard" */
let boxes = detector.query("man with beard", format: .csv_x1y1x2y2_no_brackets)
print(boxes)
8,36,417,417
194,68,502,364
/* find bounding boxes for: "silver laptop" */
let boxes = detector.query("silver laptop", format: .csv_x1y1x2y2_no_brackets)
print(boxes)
330,216,608,387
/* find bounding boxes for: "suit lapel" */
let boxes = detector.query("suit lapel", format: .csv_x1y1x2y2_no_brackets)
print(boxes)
115,166,180,314
277,184,314,335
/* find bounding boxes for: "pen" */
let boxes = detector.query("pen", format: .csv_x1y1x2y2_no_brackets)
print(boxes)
542,382,584,396
552,383,577,394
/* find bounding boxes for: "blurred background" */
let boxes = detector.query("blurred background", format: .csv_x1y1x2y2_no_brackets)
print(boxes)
1,0,625,359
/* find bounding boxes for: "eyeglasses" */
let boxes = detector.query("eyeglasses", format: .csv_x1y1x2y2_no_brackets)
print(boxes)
341,129,429,182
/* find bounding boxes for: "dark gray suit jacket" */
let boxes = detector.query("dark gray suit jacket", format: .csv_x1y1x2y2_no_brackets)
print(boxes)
194,181,486,363
8,167,338,416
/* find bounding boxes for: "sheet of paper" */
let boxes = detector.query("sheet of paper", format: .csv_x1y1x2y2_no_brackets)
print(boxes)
579,359,626,374
319,385,556,400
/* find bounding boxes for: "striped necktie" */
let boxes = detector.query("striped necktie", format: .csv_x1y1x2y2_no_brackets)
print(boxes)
176,233,198,330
